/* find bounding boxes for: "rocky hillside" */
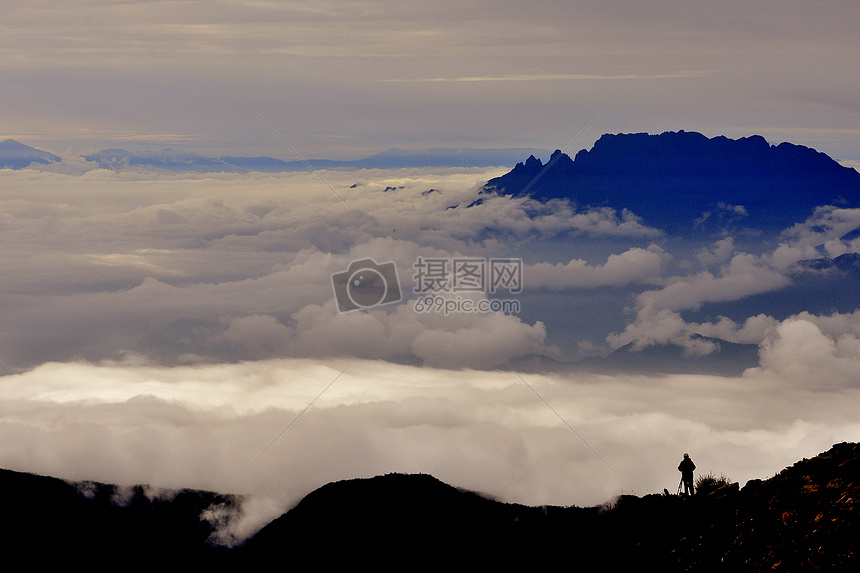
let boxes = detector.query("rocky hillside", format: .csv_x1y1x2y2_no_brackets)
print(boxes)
3,442,859,570
241,443,860,570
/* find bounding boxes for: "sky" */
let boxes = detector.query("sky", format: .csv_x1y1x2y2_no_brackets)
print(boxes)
2,0,860,546
2,0,860,160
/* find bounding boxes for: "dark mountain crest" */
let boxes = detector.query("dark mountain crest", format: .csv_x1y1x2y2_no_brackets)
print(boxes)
242,442,860,570
508,148,574,177
483,131,860,235
0,467,241,566
4,442,860,569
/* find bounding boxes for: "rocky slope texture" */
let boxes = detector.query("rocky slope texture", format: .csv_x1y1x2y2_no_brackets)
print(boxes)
483,131,860,235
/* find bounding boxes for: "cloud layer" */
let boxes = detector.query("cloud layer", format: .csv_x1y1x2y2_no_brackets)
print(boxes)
3,356,859,544
1,163,858,544
0,167,674,371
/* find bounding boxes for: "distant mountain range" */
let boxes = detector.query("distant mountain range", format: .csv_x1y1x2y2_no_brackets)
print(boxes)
506,335,761,376
575,335,760,375
6,131,860,237
80,146,553,172
0,139,61,169
0,139,551,171
5,442,860,570
798,252,860,273
483,130,860,235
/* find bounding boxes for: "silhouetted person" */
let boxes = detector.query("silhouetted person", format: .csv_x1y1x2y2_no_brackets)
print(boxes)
678,453,696,496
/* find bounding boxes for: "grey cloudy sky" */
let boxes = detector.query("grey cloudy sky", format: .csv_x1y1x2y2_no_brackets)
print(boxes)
3,0,860,159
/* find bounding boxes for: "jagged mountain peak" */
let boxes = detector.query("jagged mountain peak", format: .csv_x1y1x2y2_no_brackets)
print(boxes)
483,131,860,235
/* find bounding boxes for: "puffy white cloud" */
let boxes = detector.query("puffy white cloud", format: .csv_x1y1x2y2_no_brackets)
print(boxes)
693,313,781,345
746,314,860,389
410,314,548,369
637,252,790,314
282,297,550,369
0,168,673,371
625,207,860,330
606,309,782,355
605,307,725,355
608,305,860,387
605,206,860,355
771,206,860,268
527,245,666,289
0,169,576,369
4,167,856,374
697,237,736,268
790,309,860,339
490,198,662,239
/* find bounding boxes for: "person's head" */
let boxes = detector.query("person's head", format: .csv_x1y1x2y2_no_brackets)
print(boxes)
683,453,689,458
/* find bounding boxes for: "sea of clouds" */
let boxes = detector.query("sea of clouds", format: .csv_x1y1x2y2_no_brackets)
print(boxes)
1,164,859,543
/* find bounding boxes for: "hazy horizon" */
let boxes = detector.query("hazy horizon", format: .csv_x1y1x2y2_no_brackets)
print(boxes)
3,1,860,161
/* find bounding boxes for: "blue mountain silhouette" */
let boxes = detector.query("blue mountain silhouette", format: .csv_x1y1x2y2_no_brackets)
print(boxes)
0,139,61,169
483,131,860,235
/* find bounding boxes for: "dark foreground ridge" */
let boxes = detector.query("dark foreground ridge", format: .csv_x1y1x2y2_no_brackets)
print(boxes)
0,467,240,567
483,130,860,235
3,442,860,570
